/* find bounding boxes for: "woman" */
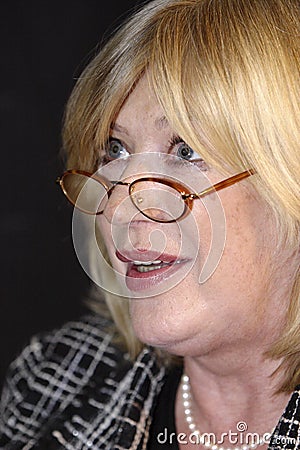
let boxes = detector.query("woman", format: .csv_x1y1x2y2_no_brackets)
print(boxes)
1,0,300,448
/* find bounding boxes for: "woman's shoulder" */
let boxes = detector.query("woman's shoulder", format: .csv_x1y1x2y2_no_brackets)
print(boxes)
0,314,166,449
0,314,136,448
3,313,126,384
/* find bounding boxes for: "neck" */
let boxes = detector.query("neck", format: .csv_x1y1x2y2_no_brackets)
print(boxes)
176,351,290,445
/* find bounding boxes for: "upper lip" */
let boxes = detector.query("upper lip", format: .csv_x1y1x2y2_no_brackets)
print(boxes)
116,249,184,264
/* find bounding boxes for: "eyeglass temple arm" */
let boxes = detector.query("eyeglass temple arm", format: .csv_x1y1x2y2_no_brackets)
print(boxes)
182,169,255,200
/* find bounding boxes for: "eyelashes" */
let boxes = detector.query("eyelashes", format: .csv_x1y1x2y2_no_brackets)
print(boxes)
168,134,182,147
97,138,128,166
97,135,208,171
168,135,208,170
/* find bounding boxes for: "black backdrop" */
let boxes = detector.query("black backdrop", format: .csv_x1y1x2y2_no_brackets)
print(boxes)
0,0,145,388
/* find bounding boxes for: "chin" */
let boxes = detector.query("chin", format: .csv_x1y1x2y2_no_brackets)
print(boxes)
129,295,198,351
129,302,168,347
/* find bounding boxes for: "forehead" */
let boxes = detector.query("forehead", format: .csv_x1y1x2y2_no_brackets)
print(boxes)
113,75,171,134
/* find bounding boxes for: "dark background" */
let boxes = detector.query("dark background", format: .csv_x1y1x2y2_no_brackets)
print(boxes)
0,0,145,389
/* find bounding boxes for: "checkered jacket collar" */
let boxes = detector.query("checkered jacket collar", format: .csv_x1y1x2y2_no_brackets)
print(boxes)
45,348,166,449
1,315,300,449
0,316,166,449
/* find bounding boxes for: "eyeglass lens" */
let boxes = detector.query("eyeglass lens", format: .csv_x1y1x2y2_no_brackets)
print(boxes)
61,172,187,221
62,172,109,215
130,179,186,222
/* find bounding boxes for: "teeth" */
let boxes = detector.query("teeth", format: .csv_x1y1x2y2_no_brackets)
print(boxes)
133,260,162,266
136,264,164,273
132,259,183,273
133,259,166,273
133,259,183,273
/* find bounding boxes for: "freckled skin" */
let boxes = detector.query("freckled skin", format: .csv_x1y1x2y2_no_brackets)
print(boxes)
99,75,292,360
97,74,299,450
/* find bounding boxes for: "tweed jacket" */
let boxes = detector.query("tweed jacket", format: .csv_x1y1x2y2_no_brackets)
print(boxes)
1,314,300,450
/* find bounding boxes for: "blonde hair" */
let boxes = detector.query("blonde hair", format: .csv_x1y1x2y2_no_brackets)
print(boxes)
63,0,300,391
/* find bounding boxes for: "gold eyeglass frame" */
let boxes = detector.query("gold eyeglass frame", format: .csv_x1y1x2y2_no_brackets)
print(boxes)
56,168,255,223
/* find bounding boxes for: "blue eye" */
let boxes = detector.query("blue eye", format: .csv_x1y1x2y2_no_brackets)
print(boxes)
107,139,129,160
171,138,208,171
177,143,196,160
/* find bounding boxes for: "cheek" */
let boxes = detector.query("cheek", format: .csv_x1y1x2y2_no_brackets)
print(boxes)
97,218,115,258
208,193,275,304
95,218,127,283
196,195,225,283
186,190,274,315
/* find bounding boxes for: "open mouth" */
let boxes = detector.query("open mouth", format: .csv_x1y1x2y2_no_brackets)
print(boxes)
131,259,181,273
116,250,189,292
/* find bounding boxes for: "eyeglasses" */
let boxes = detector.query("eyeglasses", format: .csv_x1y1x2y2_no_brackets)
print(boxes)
56,168,254,223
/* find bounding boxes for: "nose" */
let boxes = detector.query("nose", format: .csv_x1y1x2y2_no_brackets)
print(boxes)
100,152,180,224
103,179,142,224
103,177,185,224
100,152,157,223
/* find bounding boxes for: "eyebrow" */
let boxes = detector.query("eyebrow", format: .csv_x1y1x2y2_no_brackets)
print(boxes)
111,116,170,135
154,115,169,130
110,123,129,135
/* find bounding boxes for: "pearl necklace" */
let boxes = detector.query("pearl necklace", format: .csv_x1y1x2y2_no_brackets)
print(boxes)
181,374,272,450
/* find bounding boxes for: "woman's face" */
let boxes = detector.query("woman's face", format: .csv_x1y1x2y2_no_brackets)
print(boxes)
97,75,292,357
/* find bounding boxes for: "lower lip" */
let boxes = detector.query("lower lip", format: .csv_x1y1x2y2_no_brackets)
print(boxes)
125,261,186,291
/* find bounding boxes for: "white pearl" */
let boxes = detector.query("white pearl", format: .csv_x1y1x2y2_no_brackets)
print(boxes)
181,373,272,450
